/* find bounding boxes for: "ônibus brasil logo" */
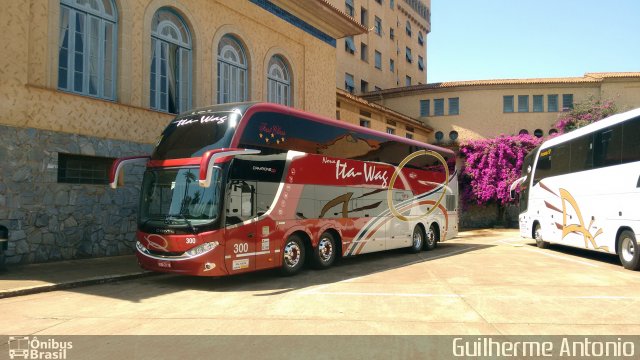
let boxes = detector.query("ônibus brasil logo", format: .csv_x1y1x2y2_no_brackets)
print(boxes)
8,336,73,359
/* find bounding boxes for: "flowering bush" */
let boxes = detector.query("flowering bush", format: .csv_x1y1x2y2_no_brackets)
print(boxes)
554,98,618,134
459,134,541,206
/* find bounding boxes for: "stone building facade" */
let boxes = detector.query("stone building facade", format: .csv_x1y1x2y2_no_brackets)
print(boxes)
0,0,364,264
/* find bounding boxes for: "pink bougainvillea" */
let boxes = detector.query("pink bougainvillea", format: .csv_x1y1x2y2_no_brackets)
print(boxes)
554,98,618,134
459,134,541,206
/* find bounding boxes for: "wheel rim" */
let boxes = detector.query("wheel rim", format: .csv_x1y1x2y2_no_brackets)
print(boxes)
284,241,301,268
535,225,542,244
318,237,334,262
621,237,635,262
426,228,435,246
413,229,423,249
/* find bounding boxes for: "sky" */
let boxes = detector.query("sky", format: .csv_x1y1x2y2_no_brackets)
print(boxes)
427,0,640,83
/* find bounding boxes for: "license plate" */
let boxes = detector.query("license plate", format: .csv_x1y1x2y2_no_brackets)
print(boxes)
157,261,171,268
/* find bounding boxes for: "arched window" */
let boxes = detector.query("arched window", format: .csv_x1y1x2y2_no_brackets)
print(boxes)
58,0,117,100
150,8,192,114
217,35,248,104
519,129,529,135
267,55,291,106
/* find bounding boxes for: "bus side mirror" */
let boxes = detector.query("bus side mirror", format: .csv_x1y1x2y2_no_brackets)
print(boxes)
199,148,261,188
508,176,526,200
109,156,150,189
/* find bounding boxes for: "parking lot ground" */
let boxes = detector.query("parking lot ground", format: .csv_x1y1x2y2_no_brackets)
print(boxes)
0,228,638,335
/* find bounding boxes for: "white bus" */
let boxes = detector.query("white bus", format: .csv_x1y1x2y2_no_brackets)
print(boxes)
512,108,640,270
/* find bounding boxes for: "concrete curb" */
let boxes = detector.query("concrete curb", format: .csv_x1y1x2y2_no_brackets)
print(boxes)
0,271,161,299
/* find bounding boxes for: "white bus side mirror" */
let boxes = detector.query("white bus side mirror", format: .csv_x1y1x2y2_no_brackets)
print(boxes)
509,176,526,200
109,156,150,189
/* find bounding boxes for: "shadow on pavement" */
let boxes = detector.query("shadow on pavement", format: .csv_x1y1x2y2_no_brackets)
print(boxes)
73,242,494,302
525,242,622,267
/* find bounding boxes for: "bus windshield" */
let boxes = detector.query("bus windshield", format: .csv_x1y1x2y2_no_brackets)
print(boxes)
151,109,241,160
139,168,223,228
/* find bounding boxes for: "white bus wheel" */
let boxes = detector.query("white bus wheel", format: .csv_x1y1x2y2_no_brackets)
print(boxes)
312,232,337,269
618,230,640,271
534,223,549,249
408,225,424,253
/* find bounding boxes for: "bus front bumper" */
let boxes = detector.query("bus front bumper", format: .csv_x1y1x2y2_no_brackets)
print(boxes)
135,241,229,276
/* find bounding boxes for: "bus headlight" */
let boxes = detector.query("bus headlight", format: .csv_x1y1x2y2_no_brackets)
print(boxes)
185,241,219,258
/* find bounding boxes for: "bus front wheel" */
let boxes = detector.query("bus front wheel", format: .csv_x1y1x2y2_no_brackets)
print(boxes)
618,230,640,271
281,235,305,276
534,223,549,249
312,232,337,269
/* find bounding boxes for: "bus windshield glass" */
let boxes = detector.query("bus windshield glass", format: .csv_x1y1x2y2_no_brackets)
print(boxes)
151,110,241,159
139,168,222,227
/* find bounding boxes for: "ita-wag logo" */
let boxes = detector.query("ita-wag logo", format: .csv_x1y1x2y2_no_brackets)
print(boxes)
8,336,73,359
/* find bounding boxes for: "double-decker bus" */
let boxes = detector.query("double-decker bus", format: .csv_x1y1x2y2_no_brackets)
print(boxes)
512,108,640,270
111,102,458,276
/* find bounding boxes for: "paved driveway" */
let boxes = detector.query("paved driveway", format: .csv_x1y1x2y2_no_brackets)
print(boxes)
1,229,638,335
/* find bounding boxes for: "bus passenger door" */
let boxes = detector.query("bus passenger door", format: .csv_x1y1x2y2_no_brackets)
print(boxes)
224,180,257,274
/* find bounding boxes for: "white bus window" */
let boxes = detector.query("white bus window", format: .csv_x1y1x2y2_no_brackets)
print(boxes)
622,116,640,163
594,127,622,168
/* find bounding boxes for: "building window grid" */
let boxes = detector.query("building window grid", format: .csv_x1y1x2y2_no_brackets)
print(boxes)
266,55,291,106
57,153,115,185
360,42,368,62
434,98,444,116
217,34,247,105
345,73,355,93
58,0,118,101
503,95,514,113
419,99,430,117
345,0,354,16
360,7,368,27
360,118,371,128
548,94,559,112
518,95,529,112
374,16,382,36
151,8,192,113
448,97,459,115
563,94,574,111
533,95,544,112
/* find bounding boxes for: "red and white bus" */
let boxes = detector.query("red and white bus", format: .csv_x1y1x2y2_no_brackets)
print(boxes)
111,102,458,276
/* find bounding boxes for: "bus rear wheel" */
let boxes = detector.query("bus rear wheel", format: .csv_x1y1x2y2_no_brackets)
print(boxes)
408,225,424,253
618,230,640,270
281,235,305,276
312,232,337,269
534,223,549,249
425,224,438,251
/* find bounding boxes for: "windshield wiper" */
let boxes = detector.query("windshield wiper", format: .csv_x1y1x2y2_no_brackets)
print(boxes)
167,213,197,234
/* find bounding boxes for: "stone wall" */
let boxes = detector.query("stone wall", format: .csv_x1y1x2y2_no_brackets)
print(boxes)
0,125,152,264
460,202,520,230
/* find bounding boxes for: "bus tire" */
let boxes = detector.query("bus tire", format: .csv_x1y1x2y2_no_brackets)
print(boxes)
534,223,549,249
408,225,424,253
281,235,305,276
312,232,337,269
425,224,438,251
618,230,640,271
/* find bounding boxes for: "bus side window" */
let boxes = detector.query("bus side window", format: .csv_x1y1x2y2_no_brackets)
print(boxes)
622,116,640,164
570,134,593,173
594,126,622,168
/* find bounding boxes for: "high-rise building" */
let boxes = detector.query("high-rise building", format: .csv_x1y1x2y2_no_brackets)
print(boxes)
327,0,431,94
